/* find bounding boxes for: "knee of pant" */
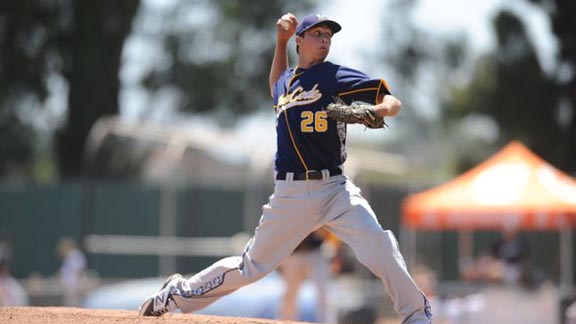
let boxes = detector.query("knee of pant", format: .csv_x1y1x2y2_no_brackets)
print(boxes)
377,231,403,259
357,231,402,265
211,256,259,283
237,257,270,282
362,229,396,251
214,256,244,269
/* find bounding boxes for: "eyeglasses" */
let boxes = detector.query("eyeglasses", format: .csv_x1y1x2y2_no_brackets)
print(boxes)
306,30,332,40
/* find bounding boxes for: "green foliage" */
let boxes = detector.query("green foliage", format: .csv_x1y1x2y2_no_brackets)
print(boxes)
0,112,35,175
56,0,140,178
141,0,314,125
0,1,66,104
2,0,573,181
0,0,70,178
0,0,141,179
380,0,576,175
442,9,572,172
1,0,317,179
535,0,576,172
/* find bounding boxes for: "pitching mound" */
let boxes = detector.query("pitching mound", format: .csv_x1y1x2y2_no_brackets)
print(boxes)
0,307,301,324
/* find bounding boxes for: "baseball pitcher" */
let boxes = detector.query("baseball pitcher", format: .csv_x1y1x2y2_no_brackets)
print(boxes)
139,13,432,324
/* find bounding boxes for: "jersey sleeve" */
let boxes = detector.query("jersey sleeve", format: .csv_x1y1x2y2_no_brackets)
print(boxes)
335,66,392,105
272,75,282,104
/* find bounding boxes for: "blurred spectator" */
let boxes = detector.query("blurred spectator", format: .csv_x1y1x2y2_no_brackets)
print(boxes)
565,300,576,324
460,228,530,286
411,264,438,300
277,229,342,323
460,250,504,284
489,228,529,285
412,264,488,324
56,237,87,307
0,234,29,306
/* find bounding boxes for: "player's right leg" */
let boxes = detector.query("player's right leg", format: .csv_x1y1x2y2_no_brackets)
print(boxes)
138,180,320,316
139,273,183,316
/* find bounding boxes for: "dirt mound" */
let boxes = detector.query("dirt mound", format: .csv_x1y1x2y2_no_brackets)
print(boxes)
0,307,298,324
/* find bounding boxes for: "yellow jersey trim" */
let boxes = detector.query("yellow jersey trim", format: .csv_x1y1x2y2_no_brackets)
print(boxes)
281,67,309,171
338,87,379,97
283,111,309,171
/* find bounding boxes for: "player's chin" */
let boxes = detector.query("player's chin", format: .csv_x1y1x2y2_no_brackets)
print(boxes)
317,48,329,60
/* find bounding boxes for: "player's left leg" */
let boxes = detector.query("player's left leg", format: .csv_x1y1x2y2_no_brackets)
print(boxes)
323,179,432,324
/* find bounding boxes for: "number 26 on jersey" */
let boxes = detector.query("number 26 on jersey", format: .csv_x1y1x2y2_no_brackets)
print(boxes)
301,111,328,133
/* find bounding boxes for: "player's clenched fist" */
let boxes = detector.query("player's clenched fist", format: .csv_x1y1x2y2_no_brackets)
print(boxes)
276,13,298,42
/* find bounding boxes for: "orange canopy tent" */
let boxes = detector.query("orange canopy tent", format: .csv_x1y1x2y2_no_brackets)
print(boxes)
401,141,576,287
402,141,576,231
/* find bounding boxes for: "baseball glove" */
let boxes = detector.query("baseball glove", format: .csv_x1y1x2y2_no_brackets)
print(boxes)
325,98,387,129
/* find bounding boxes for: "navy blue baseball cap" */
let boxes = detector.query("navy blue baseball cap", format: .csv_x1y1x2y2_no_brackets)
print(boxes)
296,14,341,36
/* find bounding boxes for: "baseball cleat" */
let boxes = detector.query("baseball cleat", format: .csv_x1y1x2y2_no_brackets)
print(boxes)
139,273,183,316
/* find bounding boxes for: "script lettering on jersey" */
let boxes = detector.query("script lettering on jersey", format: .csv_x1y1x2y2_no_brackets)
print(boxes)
277,84,322,112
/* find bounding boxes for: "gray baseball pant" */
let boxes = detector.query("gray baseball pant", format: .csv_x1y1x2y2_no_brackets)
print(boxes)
171,175,431,323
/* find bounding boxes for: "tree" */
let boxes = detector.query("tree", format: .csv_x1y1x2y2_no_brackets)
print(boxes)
372,0,472,177
0,1,60,177
0,0,140,179
57,0,140,177
443,8,573,173
141,1,313,125
376,1,576,175
2,1,319,179
528,0,576,172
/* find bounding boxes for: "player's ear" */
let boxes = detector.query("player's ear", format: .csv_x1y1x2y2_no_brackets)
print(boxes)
295,35,303,46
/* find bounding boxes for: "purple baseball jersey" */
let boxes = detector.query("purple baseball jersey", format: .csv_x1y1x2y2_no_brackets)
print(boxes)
272,61,390,174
